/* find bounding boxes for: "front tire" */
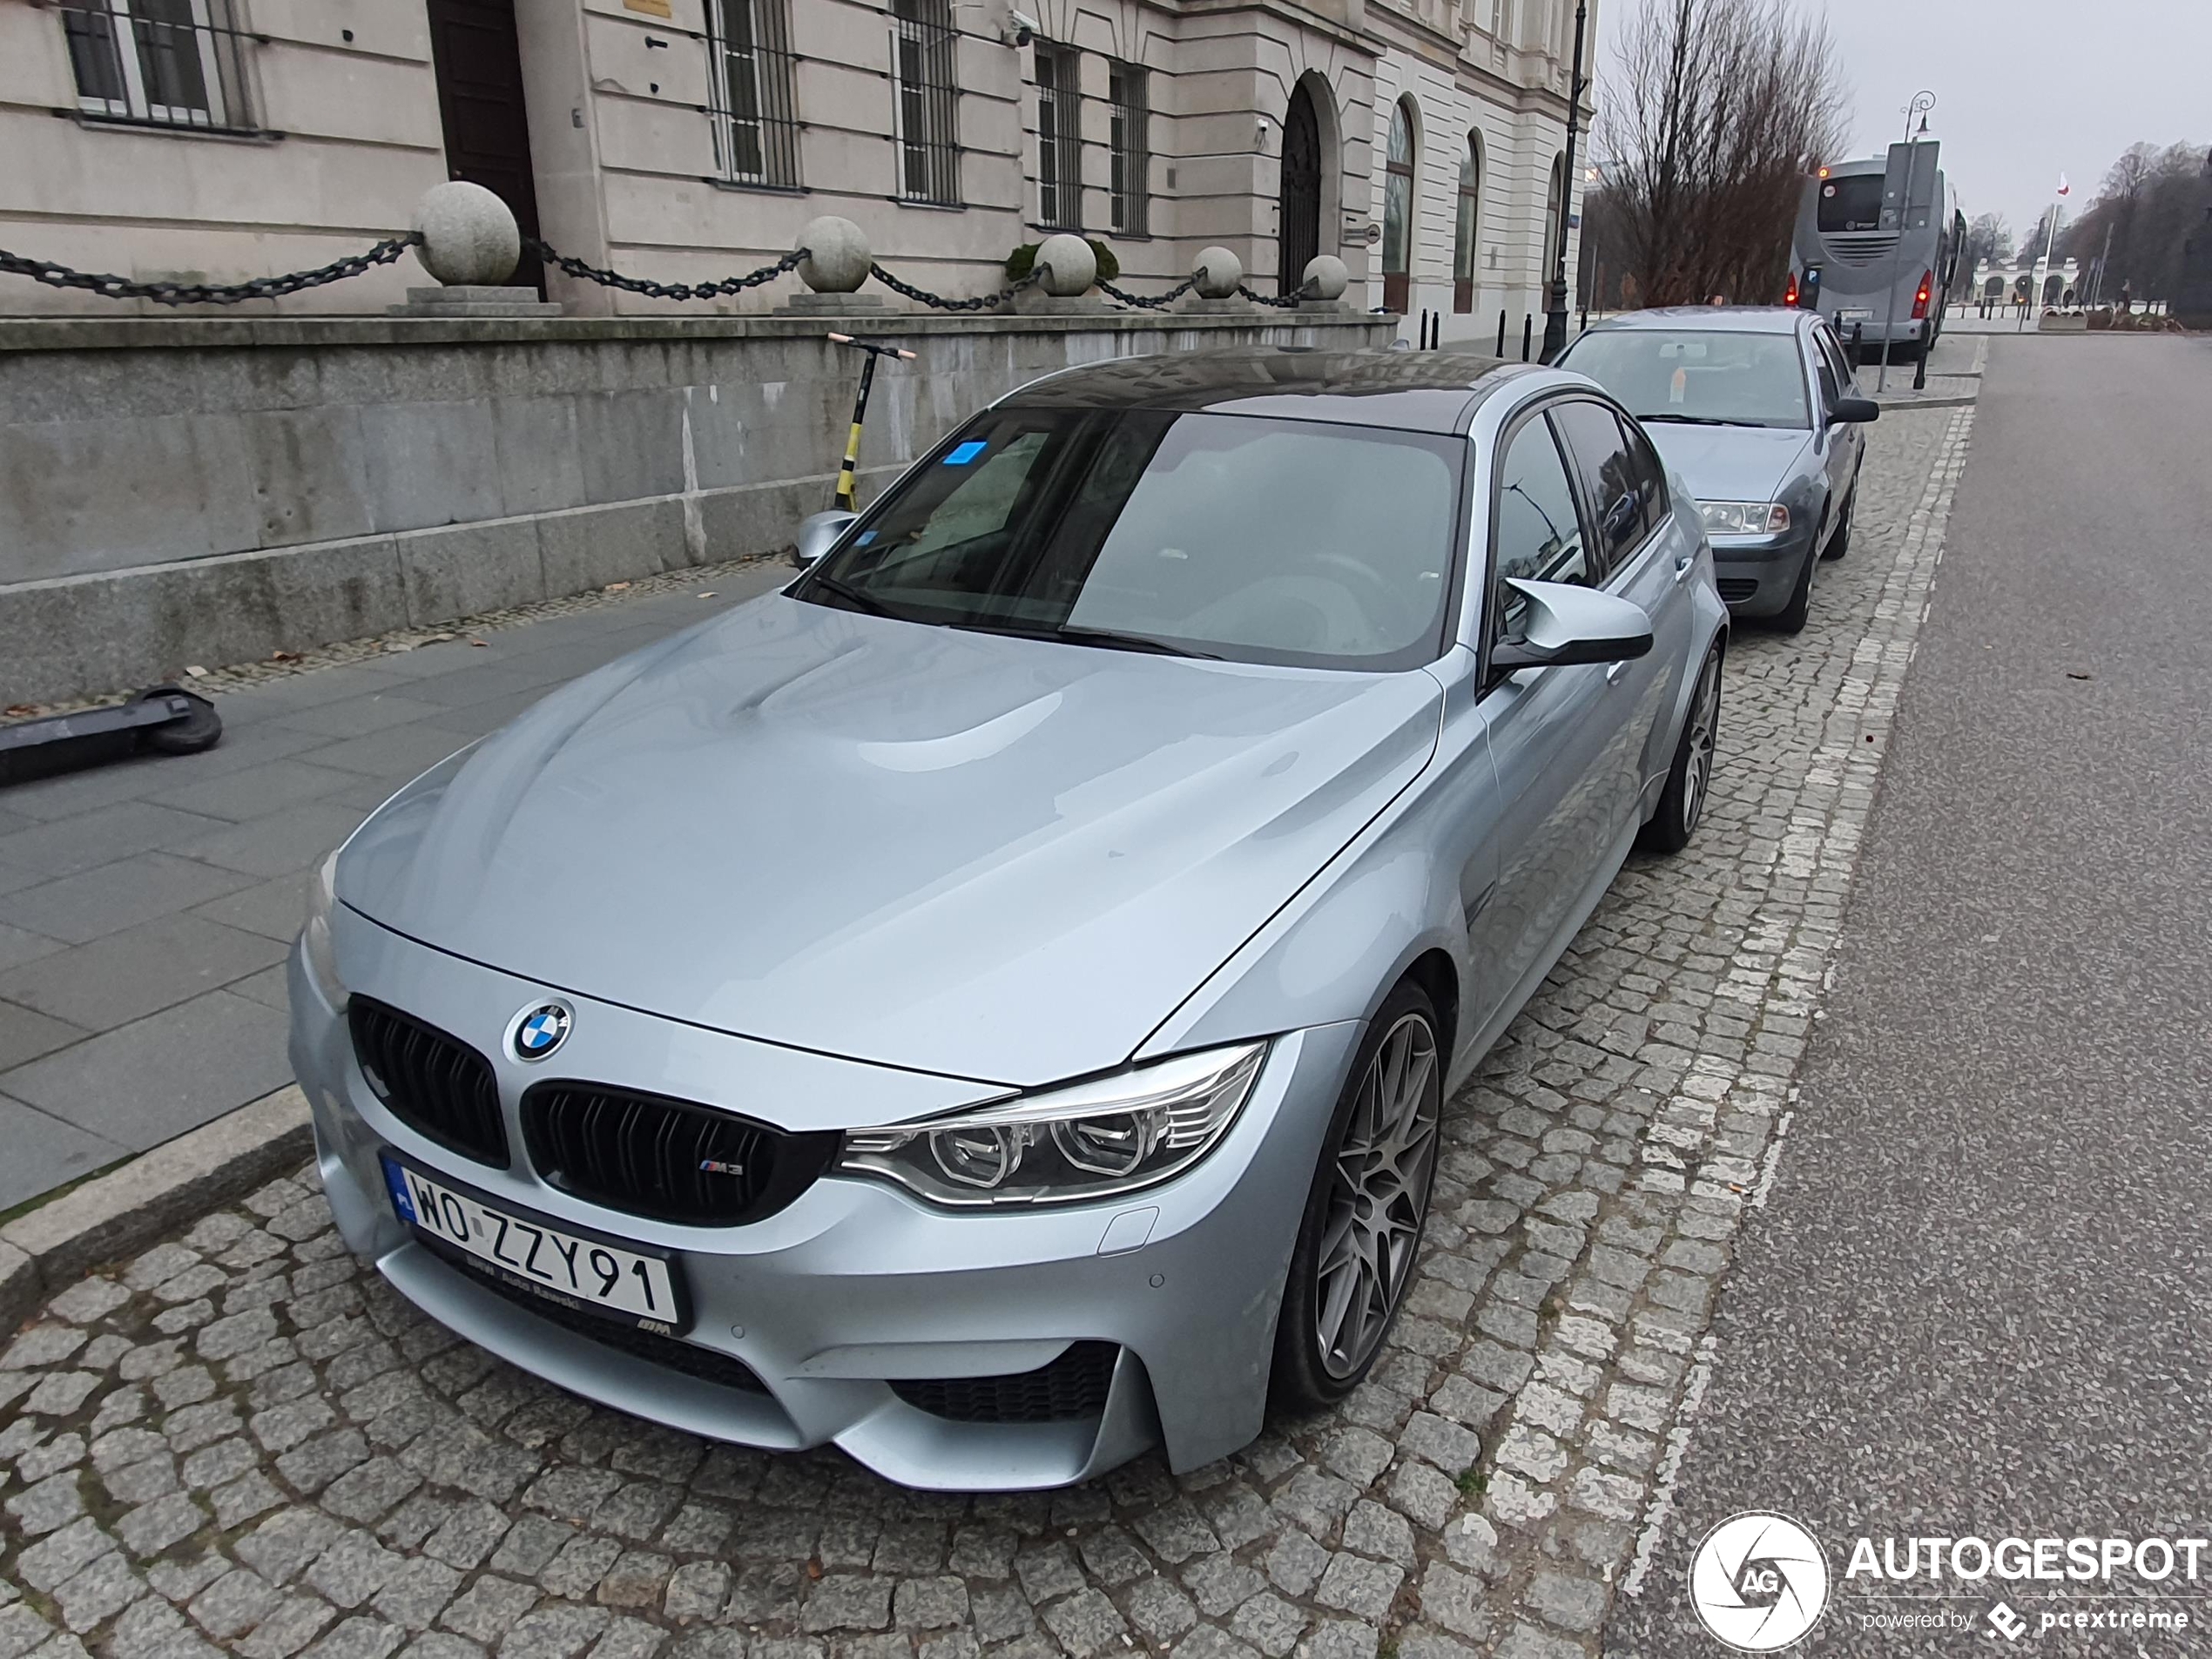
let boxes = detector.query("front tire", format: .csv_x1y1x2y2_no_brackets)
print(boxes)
1771,543,1815,634
1821,489,1854,561
137,686,223,755
1270,984,1443,1413
1639,644,1722,854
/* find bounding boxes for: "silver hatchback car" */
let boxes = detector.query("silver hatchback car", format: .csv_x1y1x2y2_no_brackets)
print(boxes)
290,347,1726,1491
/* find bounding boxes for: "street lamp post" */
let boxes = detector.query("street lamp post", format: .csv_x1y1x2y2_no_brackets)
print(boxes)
1875,91,1936,395
1539,0,1588,364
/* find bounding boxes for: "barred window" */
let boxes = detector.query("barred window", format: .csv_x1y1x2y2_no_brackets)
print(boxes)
706,0,799,188
1109,61,1148,237
892,0,961,206
61,0,253,132
1033,41,1082,231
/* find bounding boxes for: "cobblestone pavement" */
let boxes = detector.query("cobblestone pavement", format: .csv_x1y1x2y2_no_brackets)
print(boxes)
0,403,1973,1659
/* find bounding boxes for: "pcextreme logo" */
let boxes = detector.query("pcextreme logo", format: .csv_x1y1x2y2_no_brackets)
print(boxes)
1689,1512,1831,1652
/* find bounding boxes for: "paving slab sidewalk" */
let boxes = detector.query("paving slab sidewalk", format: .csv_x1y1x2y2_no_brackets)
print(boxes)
0,562,792,1212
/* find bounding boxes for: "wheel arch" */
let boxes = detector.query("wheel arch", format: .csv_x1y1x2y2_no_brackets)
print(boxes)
1399,948,1460,1062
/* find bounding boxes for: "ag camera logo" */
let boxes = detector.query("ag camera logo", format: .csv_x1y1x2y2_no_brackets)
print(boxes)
1689,1512,1831,1651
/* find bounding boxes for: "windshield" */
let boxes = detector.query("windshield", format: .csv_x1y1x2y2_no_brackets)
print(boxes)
795,408,1465,671
1817,173,1884,233
1558,330,1811,430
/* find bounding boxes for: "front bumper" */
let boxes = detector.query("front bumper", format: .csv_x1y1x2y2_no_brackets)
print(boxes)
1707,525,1817,617
288,916,1360,1491
1827,313,1925,348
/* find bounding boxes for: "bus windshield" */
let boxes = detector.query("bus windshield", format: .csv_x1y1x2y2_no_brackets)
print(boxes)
1560,330,1811,430
1817,174,1883,233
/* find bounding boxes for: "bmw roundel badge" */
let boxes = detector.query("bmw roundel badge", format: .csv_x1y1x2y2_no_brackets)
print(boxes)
511,1001,572,1062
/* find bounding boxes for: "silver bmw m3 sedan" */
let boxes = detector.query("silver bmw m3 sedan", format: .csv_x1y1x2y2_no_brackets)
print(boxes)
289,347,1727,1491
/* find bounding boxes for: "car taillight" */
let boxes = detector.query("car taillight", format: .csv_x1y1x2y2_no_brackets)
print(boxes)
1784,273,1799,307
1912,270,1932,320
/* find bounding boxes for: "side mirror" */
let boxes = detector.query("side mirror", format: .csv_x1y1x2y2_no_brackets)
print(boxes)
1829,395,1880,425
1490,579,1654,671
793,509,859,567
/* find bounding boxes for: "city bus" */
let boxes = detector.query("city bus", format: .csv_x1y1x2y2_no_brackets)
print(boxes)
1788,142,1964,361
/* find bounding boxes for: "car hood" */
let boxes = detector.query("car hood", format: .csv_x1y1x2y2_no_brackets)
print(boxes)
339,593,1441,1089
1640,423,1815,504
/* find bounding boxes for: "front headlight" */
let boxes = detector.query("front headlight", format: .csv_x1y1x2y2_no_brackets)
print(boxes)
1699,500,1791,536
837,1042,1267,1208
301,851,346,1006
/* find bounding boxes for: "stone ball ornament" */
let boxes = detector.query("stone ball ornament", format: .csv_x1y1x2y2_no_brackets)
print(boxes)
1191,246,1244,299
1035,233,1099,297
1302,254,1350,301
797,217,872,294
410,181,522,287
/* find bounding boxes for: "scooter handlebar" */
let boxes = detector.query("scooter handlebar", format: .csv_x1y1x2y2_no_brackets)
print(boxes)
826,333,918,361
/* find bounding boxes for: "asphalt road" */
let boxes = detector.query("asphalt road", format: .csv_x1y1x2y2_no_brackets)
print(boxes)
1605,334,2212,1656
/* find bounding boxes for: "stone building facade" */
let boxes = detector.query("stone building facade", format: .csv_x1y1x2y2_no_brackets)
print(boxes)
1,0,1585,326
1363,0,1588,343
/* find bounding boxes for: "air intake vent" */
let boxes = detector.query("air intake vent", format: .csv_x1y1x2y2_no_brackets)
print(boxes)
891,1341,1119,1423
348,998,507,1166
417,1232,768,1394
523,1083,836,1227
1716,577,1761,604
1824,231,1898,269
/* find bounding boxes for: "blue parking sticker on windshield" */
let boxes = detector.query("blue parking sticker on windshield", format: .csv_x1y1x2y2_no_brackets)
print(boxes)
944,441,988,466
855,530,878,546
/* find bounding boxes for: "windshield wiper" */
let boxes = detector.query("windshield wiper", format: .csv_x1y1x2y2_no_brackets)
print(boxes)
1636,413,1737,427
1054,625,1219,659
803,570,903,619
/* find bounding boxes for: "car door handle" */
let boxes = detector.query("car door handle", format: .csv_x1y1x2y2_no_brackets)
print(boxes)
1672,554,1696,583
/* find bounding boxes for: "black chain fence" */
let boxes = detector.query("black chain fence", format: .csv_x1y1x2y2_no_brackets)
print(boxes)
522,238,807,302
1238,282,1313,309
0,233,1312,316
869,262,1047,314
0,234,421,308
1100,278,1197,311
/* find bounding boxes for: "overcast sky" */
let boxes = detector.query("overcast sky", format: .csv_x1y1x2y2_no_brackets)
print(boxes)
1591,0,2211,238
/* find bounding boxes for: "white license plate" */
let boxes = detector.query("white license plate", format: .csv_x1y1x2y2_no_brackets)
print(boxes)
1835,307,1873,322
382,1156,687,1333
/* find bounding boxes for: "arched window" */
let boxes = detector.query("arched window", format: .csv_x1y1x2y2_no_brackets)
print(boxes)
1453,132,1482,313
1381,97,1417,314
1540,150,1565,294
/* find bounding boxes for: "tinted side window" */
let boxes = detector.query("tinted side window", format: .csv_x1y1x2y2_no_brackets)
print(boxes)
1492,415,1588,639
1550,399,1648,574
1614,414,1669,545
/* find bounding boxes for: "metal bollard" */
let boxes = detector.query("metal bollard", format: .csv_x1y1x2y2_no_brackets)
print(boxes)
1496,311,1507,355
1521,315,1533,361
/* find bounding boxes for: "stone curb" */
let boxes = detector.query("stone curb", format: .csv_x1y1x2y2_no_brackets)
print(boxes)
0,1083,312,1328
1873,394,1977,411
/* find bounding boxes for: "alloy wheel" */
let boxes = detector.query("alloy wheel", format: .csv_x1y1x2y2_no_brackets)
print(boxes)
1682,651,1721,837
1314,1012,1440,1379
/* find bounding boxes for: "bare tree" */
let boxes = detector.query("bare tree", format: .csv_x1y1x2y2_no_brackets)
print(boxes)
1966,212,2013,266
1952,212,2012,300
1598,0,1851,308
2064,141,2211,303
